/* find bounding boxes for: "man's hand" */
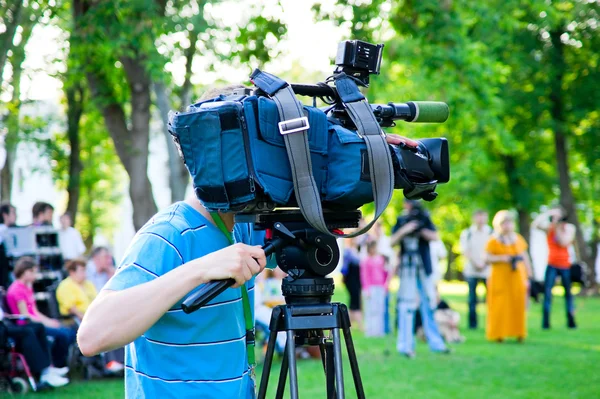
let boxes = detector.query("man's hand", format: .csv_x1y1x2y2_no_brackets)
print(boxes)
194,243,267,287
401,221,420,235
386,134,419,148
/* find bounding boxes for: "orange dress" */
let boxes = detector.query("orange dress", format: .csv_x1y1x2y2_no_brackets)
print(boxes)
485,234,528,341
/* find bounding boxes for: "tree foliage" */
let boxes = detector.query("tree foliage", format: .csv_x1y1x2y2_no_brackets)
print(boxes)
317,0,599,281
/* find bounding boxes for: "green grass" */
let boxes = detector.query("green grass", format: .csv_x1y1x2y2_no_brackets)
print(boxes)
7,283,600,398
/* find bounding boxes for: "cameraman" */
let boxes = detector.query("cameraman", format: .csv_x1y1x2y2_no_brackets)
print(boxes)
391,200,448,358
77,84,419,397
532,207,577,329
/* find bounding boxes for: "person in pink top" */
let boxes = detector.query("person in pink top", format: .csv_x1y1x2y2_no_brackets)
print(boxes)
7,257,76,370
360,241,387,337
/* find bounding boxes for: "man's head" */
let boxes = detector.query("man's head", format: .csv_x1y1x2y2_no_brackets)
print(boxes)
472,209,488,228
60,212,73,229
403,199,420,213
14,256,38,284
90,246,113,272
32,202,54,224
0,202,16,226
65,258,87,284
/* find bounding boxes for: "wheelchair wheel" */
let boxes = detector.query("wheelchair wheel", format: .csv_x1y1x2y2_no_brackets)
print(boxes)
8,377,29,394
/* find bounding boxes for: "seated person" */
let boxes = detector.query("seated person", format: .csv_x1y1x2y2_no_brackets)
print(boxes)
56,258,124,373
0,307,69,387
6,257,76,370
433,299,465,344
56,258,97,320
86,247,115,293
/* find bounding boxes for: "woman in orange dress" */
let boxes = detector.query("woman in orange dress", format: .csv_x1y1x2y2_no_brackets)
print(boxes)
485,210,533,342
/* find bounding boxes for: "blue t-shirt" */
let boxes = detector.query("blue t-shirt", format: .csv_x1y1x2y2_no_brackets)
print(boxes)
104,202,265,399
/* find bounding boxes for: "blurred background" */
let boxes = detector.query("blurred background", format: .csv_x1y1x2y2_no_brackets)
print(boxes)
0,0,599,397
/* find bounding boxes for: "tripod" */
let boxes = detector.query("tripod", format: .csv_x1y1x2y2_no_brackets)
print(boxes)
257,278,366,399
183,211,366,398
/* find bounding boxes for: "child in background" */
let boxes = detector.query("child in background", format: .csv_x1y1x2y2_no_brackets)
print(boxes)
360,241,387,337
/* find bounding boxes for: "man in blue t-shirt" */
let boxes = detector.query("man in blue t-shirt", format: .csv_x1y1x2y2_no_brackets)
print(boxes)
77,198,267,398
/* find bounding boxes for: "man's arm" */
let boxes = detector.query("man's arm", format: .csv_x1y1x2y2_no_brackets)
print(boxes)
390,221,419,246
420,228,439,242
77,243,266,357
420,217,439,242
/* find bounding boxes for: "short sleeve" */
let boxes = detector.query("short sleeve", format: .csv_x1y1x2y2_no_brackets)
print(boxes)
485,237,497,254
104,227,184,292
9,287,28,304
423,216,436,231
55,282,75,314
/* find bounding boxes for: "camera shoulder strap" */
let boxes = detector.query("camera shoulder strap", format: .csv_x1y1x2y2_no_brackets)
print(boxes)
250,69,393,238
210,212,255,368
333,73,395,234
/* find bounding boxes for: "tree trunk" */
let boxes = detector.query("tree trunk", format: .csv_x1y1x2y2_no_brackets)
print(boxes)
548,30,594,271
154,82,189,202
74,0,158,231
517,209,531,245
0,0,23,90
121,56,158,229
0,152,14,202
65,84,85,223
0,21,31,202
151,25,199,203
500,155,530,242
444,242,455,281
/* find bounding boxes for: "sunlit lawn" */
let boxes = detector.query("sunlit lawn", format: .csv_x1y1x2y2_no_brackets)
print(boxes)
9,282,600,398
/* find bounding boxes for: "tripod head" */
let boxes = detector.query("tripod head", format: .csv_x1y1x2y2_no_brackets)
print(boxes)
237,210,361,305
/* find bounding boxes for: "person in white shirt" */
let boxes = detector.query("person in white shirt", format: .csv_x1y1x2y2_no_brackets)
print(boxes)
459,210,492,330
429,239,448,286
58,212,86,261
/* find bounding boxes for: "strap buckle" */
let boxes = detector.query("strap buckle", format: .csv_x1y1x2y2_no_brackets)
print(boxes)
246,328,256,346
278,116,310,135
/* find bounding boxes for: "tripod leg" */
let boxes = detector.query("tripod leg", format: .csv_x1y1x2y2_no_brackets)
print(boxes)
258,325,279,399
342,326,366,399
325,342,336,399
275,341,289,399
285,330,300,399
332,328,345,399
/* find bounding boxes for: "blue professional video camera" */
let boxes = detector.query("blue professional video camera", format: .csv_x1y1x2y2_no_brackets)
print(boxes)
168,40,450,237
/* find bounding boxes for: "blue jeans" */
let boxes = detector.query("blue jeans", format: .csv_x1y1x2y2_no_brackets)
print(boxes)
543,265,574,321
397,276,446,354
45,326,77,368
467,277,487,329
384,291,390,335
